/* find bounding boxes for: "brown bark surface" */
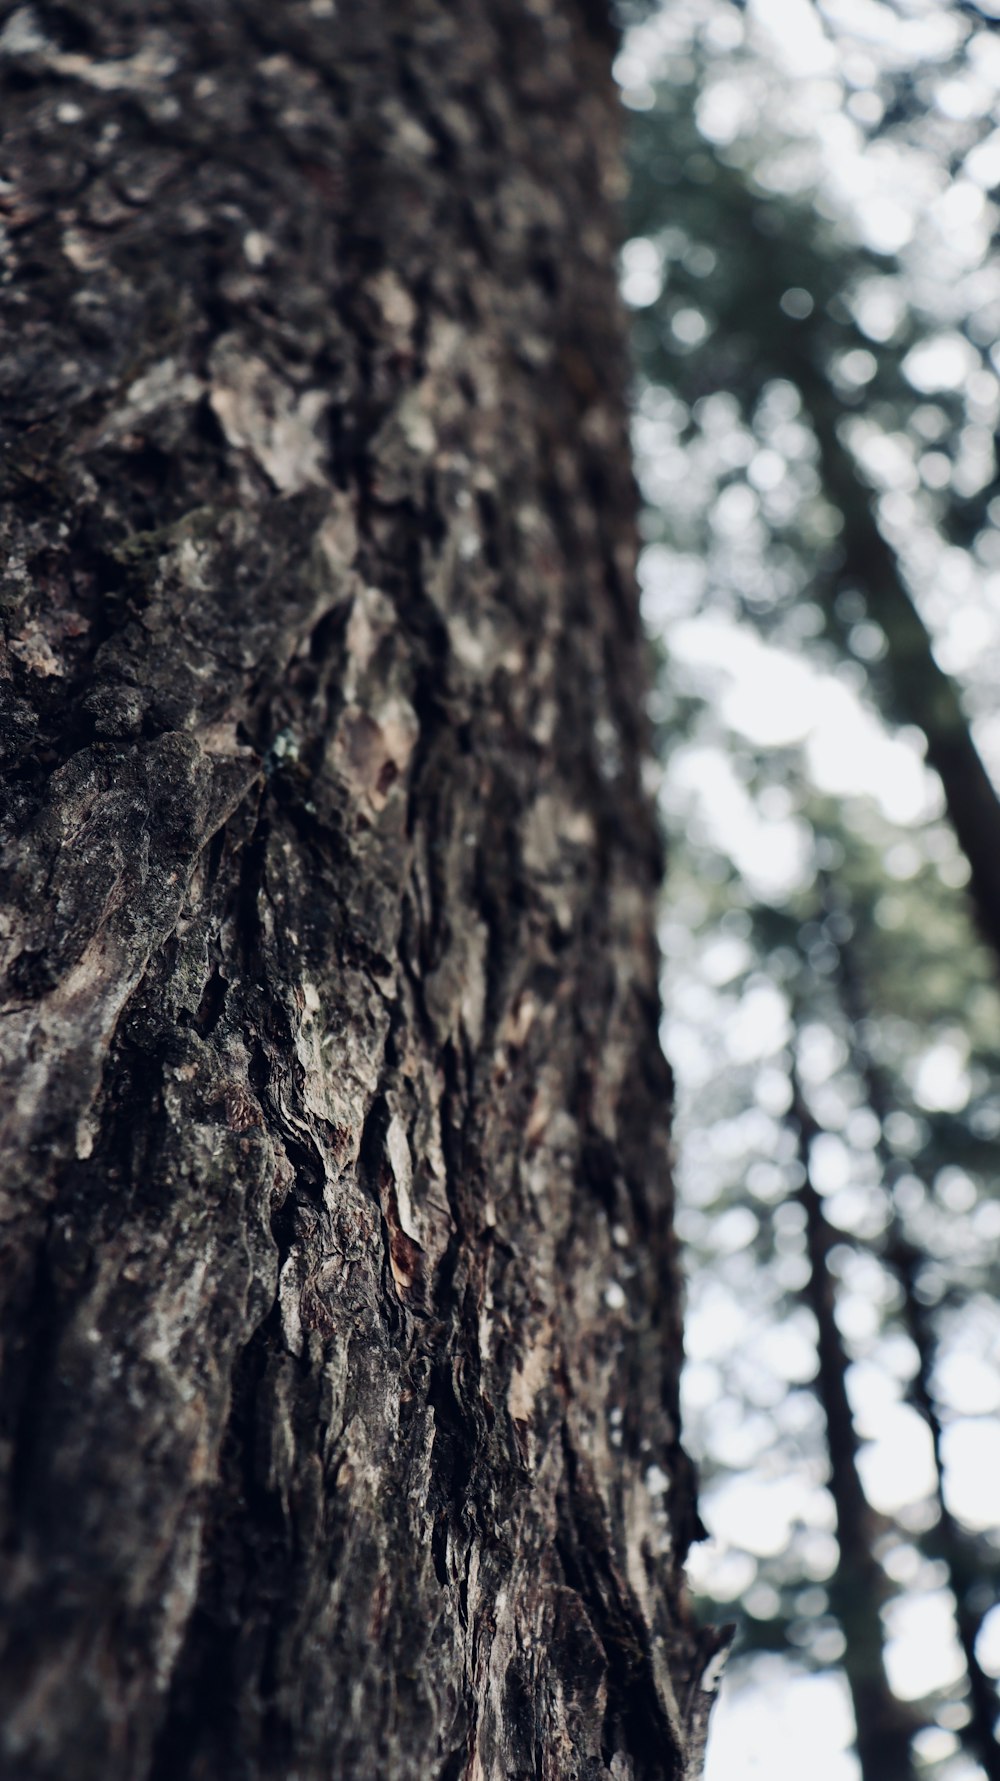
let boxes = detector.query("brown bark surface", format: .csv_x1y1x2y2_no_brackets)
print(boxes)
0,4,717,1777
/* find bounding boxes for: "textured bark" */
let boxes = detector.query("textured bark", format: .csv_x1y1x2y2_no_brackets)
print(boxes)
0,4,718,1778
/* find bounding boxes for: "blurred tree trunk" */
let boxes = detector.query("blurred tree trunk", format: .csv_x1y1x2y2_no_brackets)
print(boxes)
788,1068,920,1781
823,893,1000,1781
0,3,718,1778
790,353,1000,975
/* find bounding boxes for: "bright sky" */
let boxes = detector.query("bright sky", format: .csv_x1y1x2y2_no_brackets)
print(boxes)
705,1662,861,1780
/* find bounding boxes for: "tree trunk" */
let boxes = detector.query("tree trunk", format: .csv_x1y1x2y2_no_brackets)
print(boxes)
0,4,717,1778
790,352,1000,977
789,1069,919,1781
821,887,1000,1781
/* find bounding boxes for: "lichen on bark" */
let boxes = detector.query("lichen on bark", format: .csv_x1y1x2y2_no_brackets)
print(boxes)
0,3,722,1776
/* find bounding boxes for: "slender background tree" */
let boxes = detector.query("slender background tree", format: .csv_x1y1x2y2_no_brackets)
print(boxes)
620,2,1000,1777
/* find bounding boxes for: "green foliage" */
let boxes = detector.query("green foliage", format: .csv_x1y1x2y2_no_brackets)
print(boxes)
624,6,1000,1777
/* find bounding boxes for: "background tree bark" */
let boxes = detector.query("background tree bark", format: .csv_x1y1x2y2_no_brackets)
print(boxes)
0,3,718,1776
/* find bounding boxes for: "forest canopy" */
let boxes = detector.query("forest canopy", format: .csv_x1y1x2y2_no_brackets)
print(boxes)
620,2,1000,1778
